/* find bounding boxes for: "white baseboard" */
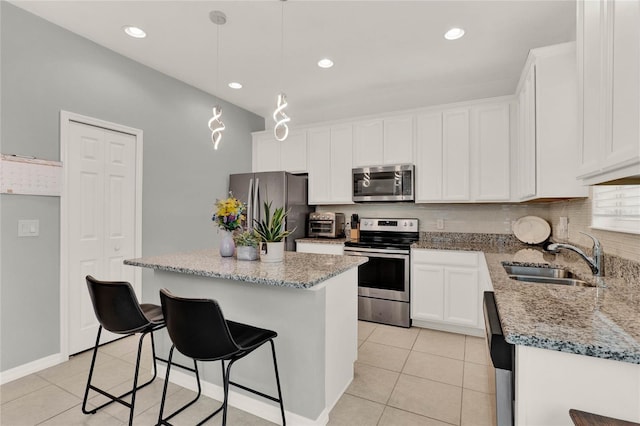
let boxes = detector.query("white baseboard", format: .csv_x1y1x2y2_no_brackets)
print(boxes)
412,320,484,337
0,353,67,385
157,364,326,426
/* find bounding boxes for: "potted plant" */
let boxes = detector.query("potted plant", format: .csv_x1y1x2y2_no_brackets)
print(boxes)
253,201,294,262
233,230,260,261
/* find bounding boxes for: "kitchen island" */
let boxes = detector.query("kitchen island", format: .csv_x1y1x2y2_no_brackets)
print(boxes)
124,249,366,425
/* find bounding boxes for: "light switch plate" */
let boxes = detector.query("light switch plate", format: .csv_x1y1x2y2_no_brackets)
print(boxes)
18,219,39,237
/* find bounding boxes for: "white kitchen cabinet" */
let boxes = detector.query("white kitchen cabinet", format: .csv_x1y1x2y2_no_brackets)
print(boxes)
577,0,640,184
471,102,511,201
353,120,384,167
296,241,344,255
515,43,588,200
383,115,414,165
516,64,537,200
307,124,353,205
442,109,470,200
411,249,486,336
353,115,414,167
415,112,443,201
252,129,307,173
416,100,511,203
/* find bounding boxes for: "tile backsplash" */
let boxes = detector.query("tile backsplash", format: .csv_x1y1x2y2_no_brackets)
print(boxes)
318,190,638,263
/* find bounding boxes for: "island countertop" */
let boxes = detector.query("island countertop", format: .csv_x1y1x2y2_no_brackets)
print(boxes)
412,238,640,364
124,248,367,289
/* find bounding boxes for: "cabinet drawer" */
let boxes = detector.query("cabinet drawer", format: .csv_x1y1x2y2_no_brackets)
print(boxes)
411,249,479,266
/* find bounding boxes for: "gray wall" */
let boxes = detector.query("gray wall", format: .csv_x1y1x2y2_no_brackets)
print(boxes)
0,3,263,372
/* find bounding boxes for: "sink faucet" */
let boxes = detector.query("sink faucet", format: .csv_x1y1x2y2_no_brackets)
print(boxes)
546,232,604,276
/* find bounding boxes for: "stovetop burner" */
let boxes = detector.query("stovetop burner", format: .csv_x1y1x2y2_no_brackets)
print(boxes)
345,217,419,251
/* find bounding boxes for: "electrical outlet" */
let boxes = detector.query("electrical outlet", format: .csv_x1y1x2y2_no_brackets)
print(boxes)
436,219,445,230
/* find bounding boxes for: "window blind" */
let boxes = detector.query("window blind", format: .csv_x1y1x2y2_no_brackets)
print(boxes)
592,185,640,234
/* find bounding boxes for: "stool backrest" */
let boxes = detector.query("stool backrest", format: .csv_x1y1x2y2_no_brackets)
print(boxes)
159,289,240,361
86,275,152,334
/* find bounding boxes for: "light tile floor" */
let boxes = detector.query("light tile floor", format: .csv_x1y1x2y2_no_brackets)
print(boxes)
0,322,496,425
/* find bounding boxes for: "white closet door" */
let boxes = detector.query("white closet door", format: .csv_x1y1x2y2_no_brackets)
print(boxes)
67,121,137,354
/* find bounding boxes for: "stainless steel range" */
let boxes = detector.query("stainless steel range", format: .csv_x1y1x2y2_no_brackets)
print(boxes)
343,218,419,328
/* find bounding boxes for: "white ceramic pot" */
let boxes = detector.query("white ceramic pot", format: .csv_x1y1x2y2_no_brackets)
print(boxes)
236,246,259,261
260,241,284,263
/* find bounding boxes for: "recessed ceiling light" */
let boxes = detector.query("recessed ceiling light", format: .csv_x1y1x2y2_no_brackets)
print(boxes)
317,58,334,69
123,26,146,39
228,82,243,89
444,27,465,40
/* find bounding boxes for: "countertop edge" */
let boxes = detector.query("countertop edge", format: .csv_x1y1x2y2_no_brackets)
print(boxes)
124,255,367,289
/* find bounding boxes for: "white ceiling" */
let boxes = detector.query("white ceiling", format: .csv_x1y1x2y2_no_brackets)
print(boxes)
11,0,576,126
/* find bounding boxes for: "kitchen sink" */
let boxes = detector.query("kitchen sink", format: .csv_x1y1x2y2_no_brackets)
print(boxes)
502,264,575,278
507,275,595,287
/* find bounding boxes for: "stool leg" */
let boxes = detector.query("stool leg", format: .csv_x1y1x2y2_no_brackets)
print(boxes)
157,345,175,426
221,359,236,426
127,331,149,426
82,326,103,415
270,339,286,426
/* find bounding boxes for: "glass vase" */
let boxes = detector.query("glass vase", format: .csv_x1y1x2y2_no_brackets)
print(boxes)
219,230,235,257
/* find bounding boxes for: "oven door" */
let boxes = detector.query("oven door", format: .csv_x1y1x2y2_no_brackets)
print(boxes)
344,248,410,302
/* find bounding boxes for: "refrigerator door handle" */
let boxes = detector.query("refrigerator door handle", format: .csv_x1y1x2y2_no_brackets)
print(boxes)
247,178,254,230
253,178,260,223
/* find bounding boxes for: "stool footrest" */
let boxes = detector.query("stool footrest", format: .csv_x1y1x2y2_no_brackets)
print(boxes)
229,380,281,403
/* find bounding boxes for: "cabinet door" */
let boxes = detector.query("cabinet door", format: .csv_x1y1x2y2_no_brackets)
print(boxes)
609,0,640,169
415,112,443,201
307,128,331,204
330,125,354,203
443,266,479,327
442,109,470,200
353,120,384,167
518,66,537,199
280,130,307,173
471,103,511,201
411,263,444,322
383,115,414,165
253,133,281,172
578,0,606,177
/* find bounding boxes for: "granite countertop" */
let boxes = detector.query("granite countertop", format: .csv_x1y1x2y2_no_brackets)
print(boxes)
296,237,349,244
412,238,640,364
125,249,367,289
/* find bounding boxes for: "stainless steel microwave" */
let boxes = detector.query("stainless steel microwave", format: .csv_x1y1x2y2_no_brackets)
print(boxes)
352,164,415,202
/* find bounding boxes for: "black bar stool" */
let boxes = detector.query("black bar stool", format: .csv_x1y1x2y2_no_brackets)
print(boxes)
157,288,286,426
82,275,165,426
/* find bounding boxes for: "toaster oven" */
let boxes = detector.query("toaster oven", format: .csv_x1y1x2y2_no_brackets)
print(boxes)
308,212,345,238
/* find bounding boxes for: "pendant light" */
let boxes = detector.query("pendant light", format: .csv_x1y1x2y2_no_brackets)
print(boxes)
273,0,290,141
208,10,226,150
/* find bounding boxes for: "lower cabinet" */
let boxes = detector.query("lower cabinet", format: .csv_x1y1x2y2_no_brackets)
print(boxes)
296,241,344,255
411,249,490,336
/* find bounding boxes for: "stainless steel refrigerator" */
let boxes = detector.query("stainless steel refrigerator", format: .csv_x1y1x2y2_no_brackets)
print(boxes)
229,172,312,252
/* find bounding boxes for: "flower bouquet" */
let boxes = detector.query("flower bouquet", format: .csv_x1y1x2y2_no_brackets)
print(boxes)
212,194,245,257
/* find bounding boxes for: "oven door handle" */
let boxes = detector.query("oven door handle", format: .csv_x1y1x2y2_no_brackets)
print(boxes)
344,249,409,258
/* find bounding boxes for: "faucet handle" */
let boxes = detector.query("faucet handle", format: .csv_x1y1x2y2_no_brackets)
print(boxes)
579,231,602,252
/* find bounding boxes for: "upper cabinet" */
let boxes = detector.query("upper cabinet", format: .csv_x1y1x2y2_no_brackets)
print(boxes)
471,102,511,201
352,115,414,167
252,129,307,173
307,124,353,205
415,99,510,203
577,0,640,184
515,43,588,200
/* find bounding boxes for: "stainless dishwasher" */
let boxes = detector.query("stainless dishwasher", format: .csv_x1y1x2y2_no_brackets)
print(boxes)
483,291,514,426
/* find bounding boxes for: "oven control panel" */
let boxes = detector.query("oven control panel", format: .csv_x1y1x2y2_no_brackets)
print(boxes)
359,218,418,232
